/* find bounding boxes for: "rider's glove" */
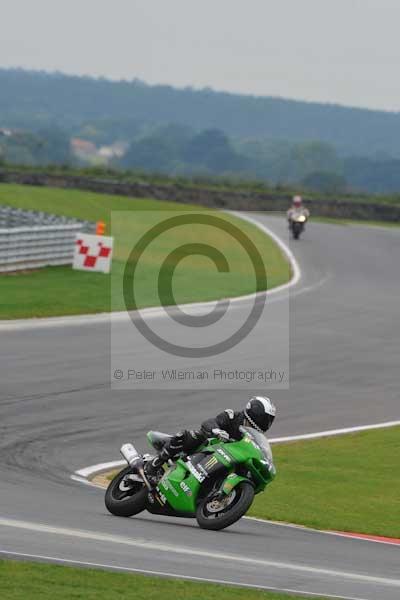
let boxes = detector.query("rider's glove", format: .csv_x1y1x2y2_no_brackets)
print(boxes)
211,428,230,442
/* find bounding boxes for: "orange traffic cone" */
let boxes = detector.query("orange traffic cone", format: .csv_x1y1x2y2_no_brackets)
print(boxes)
96,221,106,235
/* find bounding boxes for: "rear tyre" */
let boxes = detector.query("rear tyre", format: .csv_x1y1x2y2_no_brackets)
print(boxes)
196,482,254,531
105,466,148,517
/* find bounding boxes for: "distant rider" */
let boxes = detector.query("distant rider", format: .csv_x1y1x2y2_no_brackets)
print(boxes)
146,396,276,476
287,195,310,226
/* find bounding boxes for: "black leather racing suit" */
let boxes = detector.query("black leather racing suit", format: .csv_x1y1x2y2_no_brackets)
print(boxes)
163,409,246,458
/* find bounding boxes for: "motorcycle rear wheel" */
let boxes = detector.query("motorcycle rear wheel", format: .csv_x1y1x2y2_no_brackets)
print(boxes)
105,466,148,517
196,482,254,531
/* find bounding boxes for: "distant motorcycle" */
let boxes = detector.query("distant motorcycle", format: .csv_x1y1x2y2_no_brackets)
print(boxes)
105,427,276,531
290,214,307,240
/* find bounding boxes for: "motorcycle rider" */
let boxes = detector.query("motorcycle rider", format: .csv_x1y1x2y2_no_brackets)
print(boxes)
146,396,276,476
287,195,310,225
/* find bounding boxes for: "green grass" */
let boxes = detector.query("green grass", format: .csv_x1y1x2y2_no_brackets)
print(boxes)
0,184,290,319
104,428,400,538
249,426,400,538
0,560,330,600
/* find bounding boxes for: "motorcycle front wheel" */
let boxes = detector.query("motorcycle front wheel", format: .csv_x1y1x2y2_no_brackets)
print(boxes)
105,466,148,517
196,482,254,531
292,225,301,239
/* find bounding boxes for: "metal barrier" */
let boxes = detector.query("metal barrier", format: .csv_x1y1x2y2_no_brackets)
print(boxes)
0,206,95,272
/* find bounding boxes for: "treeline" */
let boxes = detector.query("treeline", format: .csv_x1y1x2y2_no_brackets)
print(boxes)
0,128,73,166
118,128,400,193
2,68,400,158
2,69,400,193
117,127,347,191
4,123,400,194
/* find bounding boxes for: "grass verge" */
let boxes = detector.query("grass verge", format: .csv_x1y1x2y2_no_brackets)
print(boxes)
104,427,399,538
0,184,290,319
0,560,330,600
253,427,400,537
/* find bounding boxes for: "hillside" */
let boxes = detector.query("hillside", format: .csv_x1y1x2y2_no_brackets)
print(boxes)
1,68,400,158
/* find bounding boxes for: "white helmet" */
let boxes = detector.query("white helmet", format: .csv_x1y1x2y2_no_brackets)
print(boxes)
293,195,303,206
244,396,276,432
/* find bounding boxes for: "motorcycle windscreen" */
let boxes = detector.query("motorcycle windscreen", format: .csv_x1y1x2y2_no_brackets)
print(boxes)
240,426,274,462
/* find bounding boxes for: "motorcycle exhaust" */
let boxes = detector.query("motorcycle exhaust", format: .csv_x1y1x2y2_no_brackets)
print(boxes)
120,443,152,491
120,443,140,465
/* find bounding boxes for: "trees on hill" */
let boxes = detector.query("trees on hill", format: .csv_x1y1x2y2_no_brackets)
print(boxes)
2,68,400,158
2,69,400,192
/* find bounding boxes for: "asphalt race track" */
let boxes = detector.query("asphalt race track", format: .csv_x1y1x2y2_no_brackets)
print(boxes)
1,216,399,599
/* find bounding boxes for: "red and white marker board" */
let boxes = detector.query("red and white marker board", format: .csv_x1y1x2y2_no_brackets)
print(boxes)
73,233,113,274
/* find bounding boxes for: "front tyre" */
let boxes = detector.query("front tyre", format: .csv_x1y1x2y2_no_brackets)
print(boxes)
292,224,301,240
196,482,254,531
105,466,148,517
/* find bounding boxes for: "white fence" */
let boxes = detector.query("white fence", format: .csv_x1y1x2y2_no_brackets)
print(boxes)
0,206,95,272
0,224,87,272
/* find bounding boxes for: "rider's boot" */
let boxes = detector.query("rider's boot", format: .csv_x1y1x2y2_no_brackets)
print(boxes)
145,447,170,478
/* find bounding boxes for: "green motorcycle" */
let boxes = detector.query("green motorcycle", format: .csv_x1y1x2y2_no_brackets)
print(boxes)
105,426,276,530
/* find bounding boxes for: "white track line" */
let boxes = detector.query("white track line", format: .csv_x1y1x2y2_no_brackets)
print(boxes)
268,420,400,444
243,517,400,548
0,518,398,590
70,475,106,489
0,550,369,600
0,213,301,331
227,210,301,290
75,460,128,479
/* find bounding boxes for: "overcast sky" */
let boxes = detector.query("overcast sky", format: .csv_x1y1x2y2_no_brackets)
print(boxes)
1,0,399,112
